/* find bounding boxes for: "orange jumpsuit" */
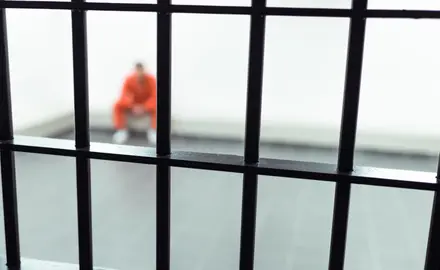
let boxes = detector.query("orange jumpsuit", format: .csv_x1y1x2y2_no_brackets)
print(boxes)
113,73,157,130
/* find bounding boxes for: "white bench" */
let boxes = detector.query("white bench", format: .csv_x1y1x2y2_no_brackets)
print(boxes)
89,110,152,132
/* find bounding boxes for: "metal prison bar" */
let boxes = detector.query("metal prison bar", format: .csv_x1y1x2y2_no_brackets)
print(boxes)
0,0,440,269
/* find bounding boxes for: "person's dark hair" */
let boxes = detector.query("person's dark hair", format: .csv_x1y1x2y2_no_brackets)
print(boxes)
135,62,144,69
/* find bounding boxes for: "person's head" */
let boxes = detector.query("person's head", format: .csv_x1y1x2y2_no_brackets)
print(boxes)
135,62,145,75
134,62,146,83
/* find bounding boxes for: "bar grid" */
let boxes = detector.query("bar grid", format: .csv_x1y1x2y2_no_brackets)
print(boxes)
0,0,439,270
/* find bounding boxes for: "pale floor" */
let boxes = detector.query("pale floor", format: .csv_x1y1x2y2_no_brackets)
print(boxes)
0,130,437,270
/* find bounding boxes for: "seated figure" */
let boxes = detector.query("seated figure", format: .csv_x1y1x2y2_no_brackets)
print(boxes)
112,62,157,145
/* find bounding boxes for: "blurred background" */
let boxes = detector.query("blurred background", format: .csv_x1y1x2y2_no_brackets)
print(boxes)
8,0,440,160
2,0,440,269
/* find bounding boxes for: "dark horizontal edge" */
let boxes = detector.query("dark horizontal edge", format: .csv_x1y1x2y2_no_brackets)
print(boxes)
267,7,351,17
0,1,349,17
0,136,436,191
366,9,440,19
1,1,440,19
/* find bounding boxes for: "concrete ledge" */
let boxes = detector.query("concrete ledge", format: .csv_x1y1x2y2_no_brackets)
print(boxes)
16,110,440,156
171,118,440,156
15,113,74,138
0,256,116,270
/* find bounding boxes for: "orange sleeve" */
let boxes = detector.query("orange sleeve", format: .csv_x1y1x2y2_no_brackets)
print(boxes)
117,77,134,107
143,76,157,111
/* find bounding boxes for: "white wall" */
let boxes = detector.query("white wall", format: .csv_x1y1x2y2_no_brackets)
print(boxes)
6,9,74,134
5,1,440,154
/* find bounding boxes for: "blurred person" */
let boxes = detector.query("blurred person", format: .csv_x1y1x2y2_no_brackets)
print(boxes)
112,62,157,145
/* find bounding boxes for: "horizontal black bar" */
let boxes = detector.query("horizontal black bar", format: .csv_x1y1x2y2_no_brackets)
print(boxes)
1,1,439,19
1,136,437,191
0,1,348,17
267,7,351,17
171,4,250,15
0,0,152,11
366,9,440,19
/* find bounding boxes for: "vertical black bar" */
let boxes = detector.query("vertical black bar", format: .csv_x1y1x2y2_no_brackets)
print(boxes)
156,163,170,270
72,5,90,148
337,0,367,172
425,194,440,270
74,155,92,270
328,181,351,270
0,152,20,269
0,7,20,269
330,0,367,269
240,1,266,270
437,155,440,178
156,1,171,270
157,0,171,156
424,160,440,270
239,171,259,270
71,1,93,269
244,0,266,163
0,5,12,142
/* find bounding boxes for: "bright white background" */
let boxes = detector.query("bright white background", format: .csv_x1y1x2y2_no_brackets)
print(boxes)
5,0,440,154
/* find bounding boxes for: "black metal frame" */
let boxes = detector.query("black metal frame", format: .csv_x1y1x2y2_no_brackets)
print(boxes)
0,0,439,269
